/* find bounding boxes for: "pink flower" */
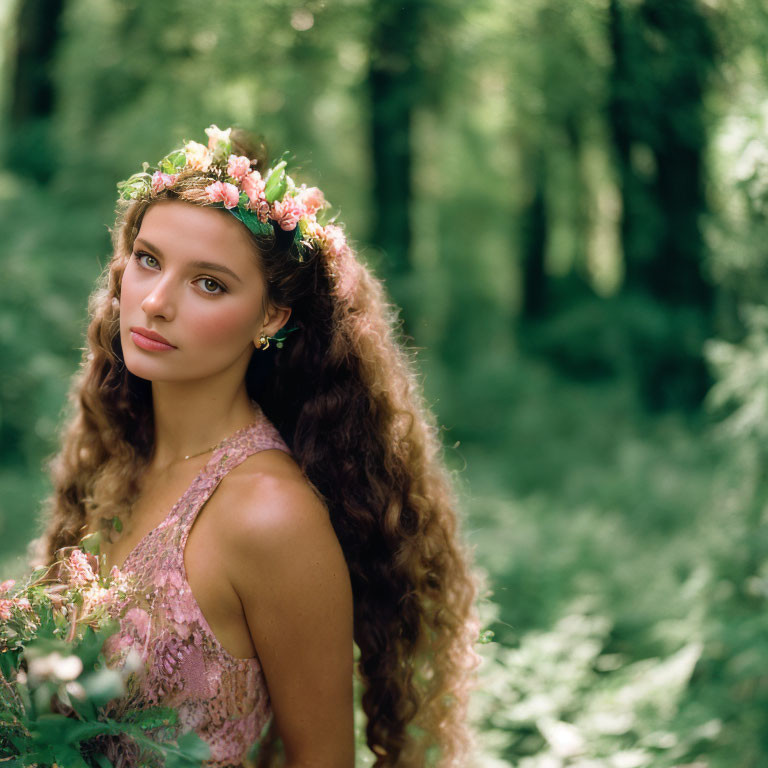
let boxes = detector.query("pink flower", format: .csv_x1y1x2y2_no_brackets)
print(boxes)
83,584,112,611
0,579,15,595
0,599,12,620
227,154,251,181
242,171,270,221
151,171,178,194
68,549,96,587
14,597,31,611
242,170,264,201
296,185,327,215
205,181,240,209
272,196,305,231
184,140,212,172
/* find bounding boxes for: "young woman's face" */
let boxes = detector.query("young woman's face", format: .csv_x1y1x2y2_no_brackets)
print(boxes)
119,199,279,383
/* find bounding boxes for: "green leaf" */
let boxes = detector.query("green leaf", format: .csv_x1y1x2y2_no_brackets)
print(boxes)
22,749,56,767
29,713,74,744
112,516,123,533
270,325,300,343
123,705,179,730
161,729,211,768
116,172,152,201
53,745,90,768
93,754,113,768
159,149,186,174
176,730,211,759
76,621,120,670
29,715,129,749
0,648,22,679
7,732,32,752
264,161,287,203
79,532,101,556
227,205,274,238
65,688,96,722
31,681,56,716
477,629,496,644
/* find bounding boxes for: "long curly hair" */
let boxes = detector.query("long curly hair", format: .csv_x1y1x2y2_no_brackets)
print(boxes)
34,128,485,767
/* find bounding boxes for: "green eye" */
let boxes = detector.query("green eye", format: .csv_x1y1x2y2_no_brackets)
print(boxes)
196,277,226,295
132,251,227,296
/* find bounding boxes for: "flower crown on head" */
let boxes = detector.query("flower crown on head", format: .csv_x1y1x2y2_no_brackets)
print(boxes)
116,125,362,344
116,124,354,266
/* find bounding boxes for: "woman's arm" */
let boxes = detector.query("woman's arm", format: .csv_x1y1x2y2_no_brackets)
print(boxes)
222,467,355,768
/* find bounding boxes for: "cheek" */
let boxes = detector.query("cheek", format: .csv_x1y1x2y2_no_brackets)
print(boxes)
184,300,260,346
119,264,142,305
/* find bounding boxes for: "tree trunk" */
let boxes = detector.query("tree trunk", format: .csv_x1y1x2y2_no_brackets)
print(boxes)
520,149,548,320
367,2,423,280
607,0,717,409
5,0,66,183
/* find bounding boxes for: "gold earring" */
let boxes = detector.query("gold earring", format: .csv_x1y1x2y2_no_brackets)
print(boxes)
258,334,270,350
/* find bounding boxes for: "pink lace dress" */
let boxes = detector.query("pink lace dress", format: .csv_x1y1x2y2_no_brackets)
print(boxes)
99,402,292,767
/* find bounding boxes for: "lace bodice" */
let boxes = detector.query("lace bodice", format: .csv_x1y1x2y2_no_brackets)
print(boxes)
100,402,292,767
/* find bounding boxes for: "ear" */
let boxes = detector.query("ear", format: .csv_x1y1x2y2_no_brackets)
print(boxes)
256,305,292,343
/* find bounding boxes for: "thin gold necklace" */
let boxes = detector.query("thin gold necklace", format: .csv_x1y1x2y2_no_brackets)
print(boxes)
182,410,259,460
183,436,229,461
108,416,256,535
108,437,227,535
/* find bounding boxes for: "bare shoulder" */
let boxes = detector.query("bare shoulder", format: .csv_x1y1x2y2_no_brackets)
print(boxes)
215,449,343,582
219,450,355,764
219,448,328,531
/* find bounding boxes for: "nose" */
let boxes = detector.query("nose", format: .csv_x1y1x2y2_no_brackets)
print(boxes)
140,275,177,320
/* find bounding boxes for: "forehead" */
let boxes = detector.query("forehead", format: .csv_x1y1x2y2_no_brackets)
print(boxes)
136,199,260,269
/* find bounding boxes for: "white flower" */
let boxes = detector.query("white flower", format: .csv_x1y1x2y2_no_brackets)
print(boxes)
65,681,87,700
184,140,212,172
205,124,232,151
28,651,83,682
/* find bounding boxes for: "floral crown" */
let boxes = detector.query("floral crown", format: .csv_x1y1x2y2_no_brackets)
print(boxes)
116,124,361,345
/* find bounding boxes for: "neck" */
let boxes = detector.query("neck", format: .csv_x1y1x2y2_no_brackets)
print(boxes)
148,382,259,471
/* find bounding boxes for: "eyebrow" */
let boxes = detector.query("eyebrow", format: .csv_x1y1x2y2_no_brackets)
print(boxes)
134,237,243,284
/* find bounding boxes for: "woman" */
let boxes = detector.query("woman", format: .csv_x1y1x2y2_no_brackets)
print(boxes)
34,125,483,767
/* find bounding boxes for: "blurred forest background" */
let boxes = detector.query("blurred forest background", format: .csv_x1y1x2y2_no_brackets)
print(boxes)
1,0,768,765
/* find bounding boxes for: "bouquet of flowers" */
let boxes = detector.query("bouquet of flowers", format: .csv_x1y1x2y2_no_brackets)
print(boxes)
0,535,209,768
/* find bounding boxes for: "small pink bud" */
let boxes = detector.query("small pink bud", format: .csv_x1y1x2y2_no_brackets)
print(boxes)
205,181,240,209
151,171,178,194
297,185,327,215
272,196,305,231
227,154,252,181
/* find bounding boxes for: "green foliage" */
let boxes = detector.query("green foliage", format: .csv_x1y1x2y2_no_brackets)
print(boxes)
0,551,211,767
472,598,717,767
2,0,768,765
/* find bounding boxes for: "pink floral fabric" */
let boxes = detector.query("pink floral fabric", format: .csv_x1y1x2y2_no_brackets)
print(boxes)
101,402,292,767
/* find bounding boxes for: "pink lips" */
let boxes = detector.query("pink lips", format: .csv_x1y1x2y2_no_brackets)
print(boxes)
130,327,176,351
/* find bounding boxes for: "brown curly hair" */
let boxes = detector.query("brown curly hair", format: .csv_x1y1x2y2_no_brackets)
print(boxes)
33,128,485,767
